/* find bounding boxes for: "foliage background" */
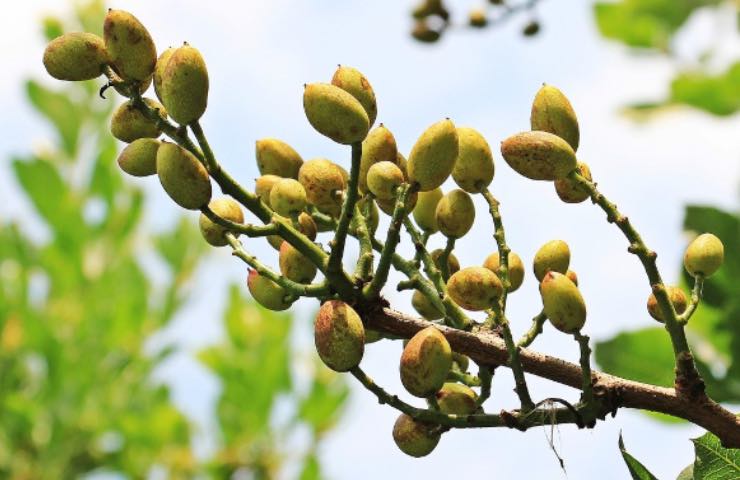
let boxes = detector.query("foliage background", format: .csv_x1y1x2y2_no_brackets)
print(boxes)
0,0,738,479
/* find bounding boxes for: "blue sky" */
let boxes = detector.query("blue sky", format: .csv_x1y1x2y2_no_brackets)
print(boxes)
1,1,739,479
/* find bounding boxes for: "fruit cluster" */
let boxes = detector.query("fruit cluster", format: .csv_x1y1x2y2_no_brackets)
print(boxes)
43,9,727,457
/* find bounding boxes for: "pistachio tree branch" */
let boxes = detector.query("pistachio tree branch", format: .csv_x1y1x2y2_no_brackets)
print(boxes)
678,274,704,324
349,366,585,431
225,233,330,298
328,142,363,286
364,306,740,448
517,310,548,348
354,201,374,281
438,237,456,282
476,366,494,407
569,171,704,397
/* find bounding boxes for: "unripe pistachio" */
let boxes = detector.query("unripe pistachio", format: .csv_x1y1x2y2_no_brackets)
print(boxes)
359,126,398,193
566,269,579,286
269,178,307,217
267,212,317,250
408,119,459,191
367,161,405,200
160,44,209,125
156,142,212,210
684,233,724,278
483,251,525,292
554,162,592,203
247,270,293,311
43,32,109,81
447,266,503,311
199,197,245,246
279,241,317,283
396,152,409,177
110,99,166,143
531,84,580,151
103,10,156,81
533,239,570,282
435,189,475,238
298,158,346,205
303,83,369,144
400,326,452,397
540,272,586,333
452,127,495,193
255,174,282,207
153,47,174,102
376,190,417,216
117,138,160,177
314,300,365,372
500,131,577,181
411,21,441,43
647,286,688,322
436,383,478,415
431,249,460,274
452,352,469,372
411,290,443,320
392,414,441,458
255,138,304,179
469,9,488,28
331,65,377,126
413,187,443,232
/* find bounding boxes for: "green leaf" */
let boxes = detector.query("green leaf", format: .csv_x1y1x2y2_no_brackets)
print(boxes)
298,364,350,434
299,452,321,480
692,432,740,479
25,80,82,156
619,433,659,480
670,63,740,116
595,327,674,387
677,464,694,480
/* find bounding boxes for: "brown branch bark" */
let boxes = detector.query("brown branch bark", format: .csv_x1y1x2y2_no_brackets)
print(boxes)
363,306,740,448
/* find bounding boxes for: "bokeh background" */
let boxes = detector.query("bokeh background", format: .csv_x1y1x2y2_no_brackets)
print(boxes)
1,1,738,479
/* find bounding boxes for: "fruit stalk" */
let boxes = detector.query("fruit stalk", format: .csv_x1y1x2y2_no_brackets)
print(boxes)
677,274,704,324
567,170,704,397
353,202,374,281
517,310,548,348
200,206,278,237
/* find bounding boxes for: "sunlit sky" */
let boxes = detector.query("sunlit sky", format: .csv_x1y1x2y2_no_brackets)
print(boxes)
2,1,739,479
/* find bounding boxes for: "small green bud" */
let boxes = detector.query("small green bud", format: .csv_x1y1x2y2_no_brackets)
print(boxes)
159,44,209,125
411,290,443,320
255,174,282,207
531,84,580,151
400,326,452,397
269,178,307,217
430,249,460,274
554,162,592,203
540,272,586,333
359,125,398,193
298,158,346,206
436,383,478,415
255,138,304,179
435,189,475,238
247,270,293,311
199,197,244,247
452,127,494,193
367,161,405,200
408,119,459,191
447,266,503,311
117,138,160,177
103,10,156,81
331,65,377,126
533,239,570,282
279,241,317,283
684,233,724,278
392,414,441,458
500,130,577,181
156,142,212,210
110,98,165,143
413,187,443,233
314,300,365,372
483,251,525,292
303,83,370,144
647,286,688,322
43,32,109,81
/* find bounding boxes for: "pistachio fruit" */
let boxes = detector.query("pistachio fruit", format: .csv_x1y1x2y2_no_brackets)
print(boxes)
400,326,452,397
199,197,245,246
43,32,109,81
314,300,365,372
447,266,503,311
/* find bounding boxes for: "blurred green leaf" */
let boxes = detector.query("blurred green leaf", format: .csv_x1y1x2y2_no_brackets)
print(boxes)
298,365,350,435
42,16,64,41
618,433,659,480
26,80,82,156
669,63,740,116
299,452,321,480
692,432,740,479
595,327,674,387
